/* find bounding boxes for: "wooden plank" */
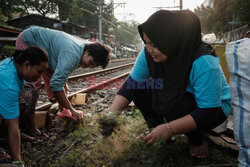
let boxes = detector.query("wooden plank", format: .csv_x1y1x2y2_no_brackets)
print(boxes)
34,111,47,128
70,93,88,105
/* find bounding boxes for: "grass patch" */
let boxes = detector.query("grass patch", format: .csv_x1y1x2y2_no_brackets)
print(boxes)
47,109,238,167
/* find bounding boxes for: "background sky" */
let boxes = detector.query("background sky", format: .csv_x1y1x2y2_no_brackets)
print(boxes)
113,0,205,23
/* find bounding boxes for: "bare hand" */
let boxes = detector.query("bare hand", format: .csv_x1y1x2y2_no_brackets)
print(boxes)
144,124,172,144
99,111,119,127
70,108,84,123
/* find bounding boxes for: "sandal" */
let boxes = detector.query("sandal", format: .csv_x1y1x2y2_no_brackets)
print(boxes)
21,132,42,144
0,147,11,163
25,130,49,141
189,139,209,158
33,131,49,140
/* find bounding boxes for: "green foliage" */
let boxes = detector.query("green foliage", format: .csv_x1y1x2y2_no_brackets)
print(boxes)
74,0,99,31
57,0,114,34
212,21,224,33
1,45,16,58
57,0,74,21
27,0,58,17
0,0,58,19
0,14,6,22
57,0,98,30
125,109,142,118
194,5,214,33
52,108,237,167
0,0,27,19
230,0,250,25
114,20,140,46
194,0,250,33
0,0,138,46
56,0,118,35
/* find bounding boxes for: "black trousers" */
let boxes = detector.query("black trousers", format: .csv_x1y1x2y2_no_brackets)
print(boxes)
133,88,206,145
118,77,227,146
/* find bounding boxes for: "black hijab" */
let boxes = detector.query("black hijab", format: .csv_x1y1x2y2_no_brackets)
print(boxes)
138,10,216,115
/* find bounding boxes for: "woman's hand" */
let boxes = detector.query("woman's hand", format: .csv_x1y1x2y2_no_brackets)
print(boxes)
144,123,173,144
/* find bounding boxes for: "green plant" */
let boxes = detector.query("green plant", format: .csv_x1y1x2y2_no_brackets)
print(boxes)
1,45,15,57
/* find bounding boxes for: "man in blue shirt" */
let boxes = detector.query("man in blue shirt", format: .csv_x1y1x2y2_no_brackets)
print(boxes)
16,26,110,128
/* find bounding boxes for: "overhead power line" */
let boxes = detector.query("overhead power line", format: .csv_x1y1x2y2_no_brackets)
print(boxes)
84,0,100,6
78,0,136,34
58,0,137,36
154,0,183,10
79,0,98,9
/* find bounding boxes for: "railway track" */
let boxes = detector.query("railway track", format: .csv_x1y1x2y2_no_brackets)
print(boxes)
69,58,135,76
36,72,130,111
41,62,134,88
14,58,237,166
37,62,134,110
38,59,238,153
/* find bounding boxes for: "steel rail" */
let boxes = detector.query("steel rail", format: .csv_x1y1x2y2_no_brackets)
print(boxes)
36,72,130,111
41,62,133,88
68,62,133,81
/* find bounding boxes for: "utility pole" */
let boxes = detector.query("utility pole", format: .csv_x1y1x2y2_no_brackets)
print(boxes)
99,2,103,43
110,0,116,53
180,0,183,10
110,0,115,44
99,1,125,43
111,1,127,54
110,0,114,16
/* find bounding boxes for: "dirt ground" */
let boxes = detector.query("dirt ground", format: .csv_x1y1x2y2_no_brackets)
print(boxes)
0,89,238,167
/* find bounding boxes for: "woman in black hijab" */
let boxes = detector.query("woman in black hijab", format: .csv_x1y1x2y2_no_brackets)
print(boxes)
109,10,231,158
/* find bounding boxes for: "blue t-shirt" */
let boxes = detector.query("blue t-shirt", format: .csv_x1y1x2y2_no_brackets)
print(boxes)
130,48,231,117
0,58,24,119
22,26,85,92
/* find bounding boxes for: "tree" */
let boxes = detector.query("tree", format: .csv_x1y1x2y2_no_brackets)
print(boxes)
57,0,74,21
114,21,139,46
211,0,229,32
0,0,27,20
61,0,117,34
230,0,250,25
57,0,99,30
0,0,58,20
73,0,99,30
27,0,58,17
194,5,214,33
101,1,116,35
194,0,250,33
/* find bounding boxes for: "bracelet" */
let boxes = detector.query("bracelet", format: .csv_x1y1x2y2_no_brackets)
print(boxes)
166,123,175,137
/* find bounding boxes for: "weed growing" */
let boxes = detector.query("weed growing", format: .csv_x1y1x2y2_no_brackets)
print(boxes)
54,109,237,167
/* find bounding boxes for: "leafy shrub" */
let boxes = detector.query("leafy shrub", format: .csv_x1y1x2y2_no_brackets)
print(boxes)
0,45,15,61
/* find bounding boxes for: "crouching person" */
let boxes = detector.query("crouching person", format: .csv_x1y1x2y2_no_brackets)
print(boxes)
16,26,111,125
0,47,48,165
109,10,231,159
